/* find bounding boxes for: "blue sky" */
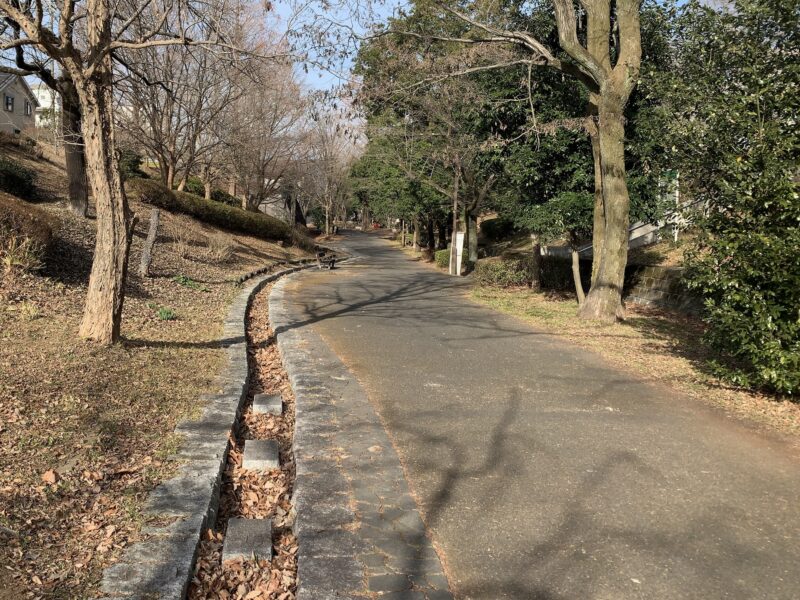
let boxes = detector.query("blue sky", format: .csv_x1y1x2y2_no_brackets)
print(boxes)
272,0,404,92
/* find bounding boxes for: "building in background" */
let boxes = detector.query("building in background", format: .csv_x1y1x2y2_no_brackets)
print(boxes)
30,82,61,129
0,74,39,135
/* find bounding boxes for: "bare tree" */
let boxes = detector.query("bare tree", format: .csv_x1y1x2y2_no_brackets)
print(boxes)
0,0,281,343
0,8,89,217
230,58,311,212
300,114,358,234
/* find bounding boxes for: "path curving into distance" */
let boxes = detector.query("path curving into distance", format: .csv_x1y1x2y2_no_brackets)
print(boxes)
282,230,800,600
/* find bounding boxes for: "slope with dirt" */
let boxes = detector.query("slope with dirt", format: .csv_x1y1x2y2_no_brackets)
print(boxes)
0,139,310,598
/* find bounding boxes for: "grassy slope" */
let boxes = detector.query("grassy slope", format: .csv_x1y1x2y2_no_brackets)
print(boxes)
0,142,309,598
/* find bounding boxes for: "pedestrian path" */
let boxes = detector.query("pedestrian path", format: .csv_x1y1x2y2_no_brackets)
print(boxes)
270,276,453,600
281,230,800,600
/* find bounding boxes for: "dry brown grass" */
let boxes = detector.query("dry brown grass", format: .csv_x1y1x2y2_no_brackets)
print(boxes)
471,287,800,442
0,141,309,598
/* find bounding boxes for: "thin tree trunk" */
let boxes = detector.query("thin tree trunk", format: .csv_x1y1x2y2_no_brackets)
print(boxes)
204,181,212,201
571,245,586,305
138,209,160,278
166,163,175,190
579,101,630,321
530,233,542,291
400,219,406,247
413,217,420,251
75,7,132,344
569,232,586,304
176,176,187,192
450,175,459,275
467,210,478,265
587,101,604,287
60,79,89,217
426,217,435,252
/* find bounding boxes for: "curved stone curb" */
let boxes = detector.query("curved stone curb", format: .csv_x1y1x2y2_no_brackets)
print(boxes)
270,269,452,600
99,263,314,600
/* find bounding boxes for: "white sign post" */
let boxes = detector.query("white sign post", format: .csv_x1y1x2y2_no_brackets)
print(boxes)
451,231,465,276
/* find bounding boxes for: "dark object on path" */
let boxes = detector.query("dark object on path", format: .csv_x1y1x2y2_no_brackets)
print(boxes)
316,251,336,270
138,208,160,278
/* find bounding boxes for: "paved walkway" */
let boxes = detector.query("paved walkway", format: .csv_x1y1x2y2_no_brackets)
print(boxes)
283,231,800,600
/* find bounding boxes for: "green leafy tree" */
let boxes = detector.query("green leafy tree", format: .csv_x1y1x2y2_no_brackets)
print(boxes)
523,191,593,303
647,0,799,394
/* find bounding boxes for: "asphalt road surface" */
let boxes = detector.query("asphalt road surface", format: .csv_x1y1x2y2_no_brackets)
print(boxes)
284,231,800,600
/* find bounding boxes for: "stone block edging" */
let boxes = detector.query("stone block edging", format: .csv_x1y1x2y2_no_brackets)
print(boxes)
99,262,314,600
269,274,367,600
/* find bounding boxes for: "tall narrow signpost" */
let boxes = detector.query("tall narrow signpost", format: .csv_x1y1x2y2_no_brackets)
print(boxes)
450,231,465,276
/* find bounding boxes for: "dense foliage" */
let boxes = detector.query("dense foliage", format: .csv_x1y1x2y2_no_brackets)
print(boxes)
182,176,240,207
648,0,799,394
128,178,303,246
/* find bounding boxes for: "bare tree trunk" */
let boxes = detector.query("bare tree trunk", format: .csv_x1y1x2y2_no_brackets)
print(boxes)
176,176,187,191
467,210,478,266
412,217,420,251
138,208,160,278
60,79,89,217
325,204,330,235
166,163,176,190
449,172,460,275
530,233,542,291
569,232,586,304
400,219,406,247
587,104,604,288
437,220,447,249
571,245,586,305
204,181,212,201
75,9,132,344
579,102,629,320
228,179,236,196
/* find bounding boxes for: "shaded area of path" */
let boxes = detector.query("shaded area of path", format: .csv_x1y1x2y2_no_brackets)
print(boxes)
285,231,800,600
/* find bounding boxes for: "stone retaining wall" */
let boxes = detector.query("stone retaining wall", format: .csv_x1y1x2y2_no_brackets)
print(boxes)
624,265,700,312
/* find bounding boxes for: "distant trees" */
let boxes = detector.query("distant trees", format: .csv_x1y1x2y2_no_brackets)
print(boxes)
231,60,310,213
299,115,358,235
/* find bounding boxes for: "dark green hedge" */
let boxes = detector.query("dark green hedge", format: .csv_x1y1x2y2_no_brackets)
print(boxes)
182,177,239,207
128,178,308,247
0,157,36,200
435,248,450,269
474,254,592,291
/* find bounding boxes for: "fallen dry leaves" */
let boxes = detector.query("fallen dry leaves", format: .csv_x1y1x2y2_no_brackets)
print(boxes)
1,141,310,598
189,284,299,599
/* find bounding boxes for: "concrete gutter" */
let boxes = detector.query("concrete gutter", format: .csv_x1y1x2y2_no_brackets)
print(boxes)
99,261,314,599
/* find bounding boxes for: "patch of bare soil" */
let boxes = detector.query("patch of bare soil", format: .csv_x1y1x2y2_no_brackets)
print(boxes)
0,143,309,598
471,287,800,442
189,287,298,599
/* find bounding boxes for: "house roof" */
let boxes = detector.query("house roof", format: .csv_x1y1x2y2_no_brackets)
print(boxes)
0,74,41,107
